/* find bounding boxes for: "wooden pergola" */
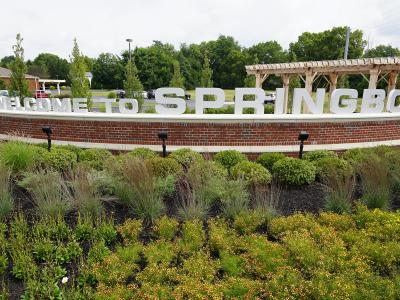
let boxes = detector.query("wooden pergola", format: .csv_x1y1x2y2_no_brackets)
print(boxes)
245,57,400,113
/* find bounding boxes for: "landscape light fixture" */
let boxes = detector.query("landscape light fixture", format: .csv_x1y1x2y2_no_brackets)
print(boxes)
158,131,168,157
298,131,309,159
42,126,53,152
126,38,133,61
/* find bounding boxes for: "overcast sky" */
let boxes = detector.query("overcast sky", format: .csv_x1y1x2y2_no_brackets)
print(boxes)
1,0,399,60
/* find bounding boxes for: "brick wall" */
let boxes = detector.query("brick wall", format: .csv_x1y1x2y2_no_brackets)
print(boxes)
1,115,400,153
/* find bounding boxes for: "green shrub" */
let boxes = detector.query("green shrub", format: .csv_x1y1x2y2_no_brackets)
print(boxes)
56,144,82,156
213,150,247,170
147,157,183,178
272,157,316,186
233,210,268,234
43,148,77,171
0,141,42,173
341,148,365,164
128,148,157,160
61,85,66,90
79,148,112,170
231,161,272,185
154,216,179,241
314,156,353,180
256,152,285,171
107,91,116,99
304,150,337,162
49,86,56,90
169,148,204,167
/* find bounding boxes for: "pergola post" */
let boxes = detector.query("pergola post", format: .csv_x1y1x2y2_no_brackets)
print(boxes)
42,82,46,91
255,74,262,88
388,71,398,92
328,73,338,95
281,74,290,114
368,69,379,89
57,83,61,95
304,70,316,113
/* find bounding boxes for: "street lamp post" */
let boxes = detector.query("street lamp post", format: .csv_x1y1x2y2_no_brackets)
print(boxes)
126,38,133,61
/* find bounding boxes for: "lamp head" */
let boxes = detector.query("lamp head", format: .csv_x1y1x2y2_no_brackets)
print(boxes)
158,131,168,140
126,38,133,43
42,126,52,135
298,131,309,141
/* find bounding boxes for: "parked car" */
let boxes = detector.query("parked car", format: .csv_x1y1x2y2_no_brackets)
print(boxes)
0,90,8,97
147,90,155,99
264,92,276,104
35,90,50,99
115,89,125,99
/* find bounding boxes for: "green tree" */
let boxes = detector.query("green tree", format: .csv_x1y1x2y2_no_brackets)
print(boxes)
0,79,6,90
124,59,144,109
32,53,69,81
205,35,248,88
69,39,91,99
8,34,29,101
246,41,288,64
289,27,366,61
169,60,185,88
200,53,213,87
92,53,124,89
0,56,15,68
364,45,400,58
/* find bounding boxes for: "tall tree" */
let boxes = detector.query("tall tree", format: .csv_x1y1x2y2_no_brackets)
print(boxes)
169,60,185,88
200,53,213,87
8,34,29,101
124,59,144,109
92,53,124,89
33,53,69,81
364,45,400,58
289,27,366,61
69,39,91,99
205,35,248,88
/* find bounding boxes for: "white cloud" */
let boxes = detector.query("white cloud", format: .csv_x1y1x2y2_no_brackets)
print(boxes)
0,0,398,59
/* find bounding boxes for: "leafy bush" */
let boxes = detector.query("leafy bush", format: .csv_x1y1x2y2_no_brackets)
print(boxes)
79,148,112,171
127,147,157,160
233,210,268,234
43,147,77,171
56,144,82,156
107,91,116,99
341,148,365,164
0,141,42,173
154,216,179,241
117,219,142,245
169,148,204,167
314,156,353,180
231,161,272,185
256,152,285,171
304,150,337,162
146,157,183,178
213,150,247,171
272,157,316,186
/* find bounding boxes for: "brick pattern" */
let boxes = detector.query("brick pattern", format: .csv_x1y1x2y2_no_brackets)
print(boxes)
1,116,399,148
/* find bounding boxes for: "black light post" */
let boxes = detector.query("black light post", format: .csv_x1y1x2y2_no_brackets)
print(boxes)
42,126,53,152
158,131,168,157
126,38,133,61
298,131,309,159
